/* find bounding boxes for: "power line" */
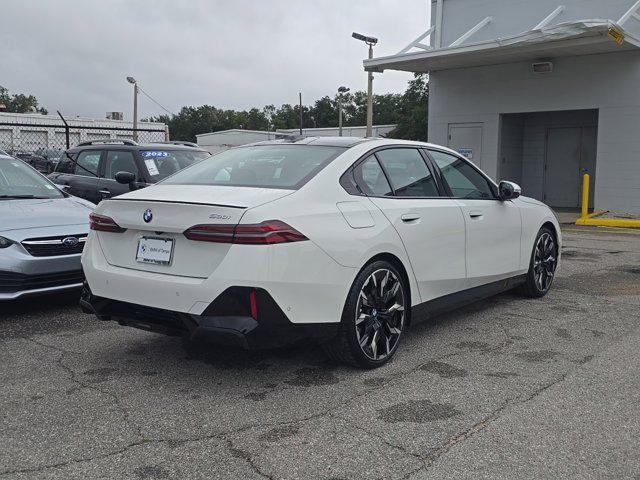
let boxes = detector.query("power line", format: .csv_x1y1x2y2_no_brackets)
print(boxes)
136,85,176,117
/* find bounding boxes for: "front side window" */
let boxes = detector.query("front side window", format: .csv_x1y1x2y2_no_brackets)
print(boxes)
0,159,64,199
353,155,392,196
376,148,439,197
140,150,210,181
429,150,495,199
74,150,101,177
104,150,139,180
161,145,344,189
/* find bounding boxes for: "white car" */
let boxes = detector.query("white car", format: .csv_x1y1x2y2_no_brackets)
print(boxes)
80,137,560,368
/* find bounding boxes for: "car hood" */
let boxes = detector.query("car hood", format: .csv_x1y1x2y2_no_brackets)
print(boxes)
0,197,93,233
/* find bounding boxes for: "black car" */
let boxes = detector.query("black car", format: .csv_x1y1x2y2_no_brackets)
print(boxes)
48,140,210,204
14,152,45,168
33,149,65,173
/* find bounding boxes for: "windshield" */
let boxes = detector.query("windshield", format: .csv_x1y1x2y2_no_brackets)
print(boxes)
161,145,344,189
140,149,210,181
0,159,64,199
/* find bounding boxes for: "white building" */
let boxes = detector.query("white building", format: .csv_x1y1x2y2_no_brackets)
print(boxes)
0,112,166,152
277,124,396,138
196,129,284,154
196,125,396,154
365,0,640,212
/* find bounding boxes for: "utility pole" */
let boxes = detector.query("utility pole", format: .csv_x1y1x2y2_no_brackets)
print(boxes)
299,92,303,135
352,32,378,138
337,86,350,137
126,76,138,141
366,43,374,138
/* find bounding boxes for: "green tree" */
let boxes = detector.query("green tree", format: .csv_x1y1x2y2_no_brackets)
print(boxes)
146,75,428,141
0,85,48,114
388,74,429,141
269,104,300,130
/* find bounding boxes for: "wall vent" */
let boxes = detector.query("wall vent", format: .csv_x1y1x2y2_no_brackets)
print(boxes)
532,61,553,74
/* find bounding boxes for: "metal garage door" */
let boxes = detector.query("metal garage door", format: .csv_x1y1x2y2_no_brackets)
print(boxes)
54,131,80,150
544,127,597,208
0,129,13,152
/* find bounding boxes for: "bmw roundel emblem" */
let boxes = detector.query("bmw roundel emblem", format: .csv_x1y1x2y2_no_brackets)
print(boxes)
62,236,79,247
143,209,153,223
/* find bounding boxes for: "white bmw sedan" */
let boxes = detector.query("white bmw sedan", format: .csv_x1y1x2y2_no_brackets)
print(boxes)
81,137,560,368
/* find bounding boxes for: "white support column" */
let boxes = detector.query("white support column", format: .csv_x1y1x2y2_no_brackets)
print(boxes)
619,0,640,25
533,6,564,30
450,16,492,47
435,0,444,48
397,26,435,54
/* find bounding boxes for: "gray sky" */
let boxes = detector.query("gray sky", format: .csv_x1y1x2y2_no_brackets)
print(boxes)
0,0,429,120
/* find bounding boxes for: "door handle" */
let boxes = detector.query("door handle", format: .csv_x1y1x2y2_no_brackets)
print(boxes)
99,189,111,197
469,211,483,219
401,213,421,222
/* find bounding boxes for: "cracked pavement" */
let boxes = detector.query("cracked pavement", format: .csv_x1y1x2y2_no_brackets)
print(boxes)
1,226,639,479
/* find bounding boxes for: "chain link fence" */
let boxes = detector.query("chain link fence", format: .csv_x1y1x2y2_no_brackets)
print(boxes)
0,117,167,159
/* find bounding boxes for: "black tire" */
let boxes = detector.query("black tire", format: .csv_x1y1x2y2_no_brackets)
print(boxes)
519,226,558,298
322,260,409,368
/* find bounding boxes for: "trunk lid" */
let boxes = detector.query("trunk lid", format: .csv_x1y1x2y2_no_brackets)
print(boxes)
94,185,293,278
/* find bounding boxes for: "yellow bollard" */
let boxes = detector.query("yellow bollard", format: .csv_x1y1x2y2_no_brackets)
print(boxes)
581,173,590,218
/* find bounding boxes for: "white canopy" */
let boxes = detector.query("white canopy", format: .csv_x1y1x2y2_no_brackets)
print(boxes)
364,20,640,73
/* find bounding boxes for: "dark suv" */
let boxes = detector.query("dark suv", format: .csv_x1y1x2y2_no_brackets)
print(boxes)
48,140,210,204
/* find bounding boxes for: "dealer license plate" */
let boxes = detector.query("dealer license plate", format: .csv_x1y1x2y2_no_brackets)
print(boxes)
136,237,174,265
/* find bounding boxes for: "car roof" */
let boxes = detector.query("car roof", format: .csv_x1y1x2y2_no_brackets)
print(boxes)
246,135,463,155
246,136,378,148
66,142,206,153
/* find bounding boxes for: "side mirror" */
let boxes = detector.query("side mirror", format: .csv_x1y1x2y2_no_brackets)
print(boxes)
499,181,521,200
114,171,137,191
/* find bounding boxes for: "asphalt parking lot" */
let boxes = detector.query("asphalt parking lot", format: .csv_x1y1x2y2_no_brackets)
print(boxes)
1,226,639,479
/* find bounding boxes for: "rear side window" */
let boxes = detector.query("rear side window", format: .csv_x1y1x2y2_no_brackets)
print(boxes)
353,155,392,196
376,148,439,197
74,150,101,177
140,150,210,181
429,150,495,199
161,145,344,189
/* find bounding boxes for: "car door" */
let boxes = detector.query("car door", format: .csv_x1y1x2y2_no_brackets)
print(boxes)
96,149,141,200
67,149,102,204
428,149,522,287
356,148,467,302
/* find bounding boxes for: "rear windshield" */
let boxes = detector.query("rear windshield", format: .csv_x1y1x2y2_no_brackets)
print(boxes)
140,150,210,181
161,145,345,189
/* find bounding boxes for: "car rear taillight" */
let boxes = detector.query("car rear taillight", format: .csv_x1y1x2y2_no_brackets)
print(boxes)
184,220,307,245
182,224,235,243
89,213,126,233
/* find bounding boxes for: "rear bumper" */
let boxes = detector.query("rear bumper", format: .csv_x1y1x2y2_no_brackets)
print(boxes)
80,284,339,349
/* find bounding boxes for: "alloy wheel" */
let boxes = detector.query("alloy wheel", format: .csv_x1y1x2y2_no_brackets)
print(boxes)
533,232,557,293
355,268,405,361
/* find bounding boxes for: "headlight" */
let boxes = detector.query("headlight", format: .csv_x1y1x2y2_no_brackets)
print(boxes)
0,236,13,248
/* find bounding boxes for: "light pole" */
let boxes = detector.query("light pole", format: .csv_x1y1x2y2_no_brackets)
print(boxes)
352,32,378,137
337,86,350,137
126,76,138,141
